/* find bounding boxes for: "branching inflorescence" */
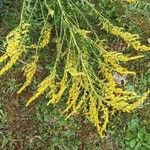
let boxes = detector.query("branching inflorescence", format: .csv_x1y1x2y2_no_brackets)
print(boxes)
0,0,149,137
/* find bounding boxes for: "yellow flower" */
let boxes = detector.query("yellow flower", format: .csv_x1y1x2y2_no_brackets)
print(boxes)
0,23,29,76
39,23,51,48
17,57,38,94
26,75,54,106
75,28,91,37
124,0,138,3
0,53,20,76
47,73,68,105
123,90,150,112
102,20,150,51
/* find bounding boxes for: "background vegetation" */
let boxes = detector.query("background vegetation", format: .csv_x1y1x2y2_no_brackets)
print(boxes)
0,0,150,149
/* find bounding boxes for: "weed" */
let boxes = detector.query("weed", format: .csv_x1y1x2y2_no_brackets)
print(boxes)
123,118,150,150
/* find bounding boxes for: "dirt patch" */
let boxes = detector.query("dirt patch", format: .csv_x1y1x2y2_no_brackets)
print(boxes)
0,70,37,149
4,91,37,149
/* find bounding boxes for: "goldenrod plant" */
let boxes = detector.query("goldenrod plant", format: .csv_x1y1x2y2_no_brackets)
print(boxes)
124,0,138,3
0,0,149,137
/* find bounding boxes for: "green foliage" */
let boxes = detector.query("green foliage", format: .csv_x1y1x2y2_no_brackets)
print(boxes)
0,98,12,148
0,0,22,29
34,102,81,150
126,1,150,17
123,118,150,150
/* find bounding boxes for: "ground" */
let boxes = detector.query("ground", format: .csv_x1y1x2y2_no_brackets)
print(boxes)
0,0,150,149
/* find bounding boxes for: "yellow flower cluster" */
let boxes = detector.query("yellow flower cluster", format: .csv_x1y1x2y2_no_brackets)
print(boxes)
39,23,52,48
102,20,150,51
26,75,54,106
100,55,149,114
123,90,150,112
102,50,139,75
124,0,138,3
96,45,149,134
17,56,38,94
88,95,100,131
47,73,68,105
100,106,109,136
100,62,116,87
64,76,81,112
75,28,91,38
0,23,29,76
24,49,149,137
0,54,8,63
85,91,109,137
63,55,85,116
107,89,149,113
101,73,148,111
103,50,143,62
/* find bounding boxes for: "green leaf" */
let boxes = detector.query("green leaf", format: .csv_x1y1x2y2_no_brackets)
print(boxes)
134,142,142,150
138,131,144,141
144,133,150,142
142,142,150,149
128,119,139,132
124,147,130,150
44,64,52,70
136,138,139,142
130,138,137,148
125,84,135,92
